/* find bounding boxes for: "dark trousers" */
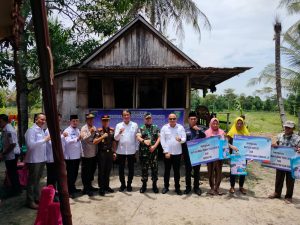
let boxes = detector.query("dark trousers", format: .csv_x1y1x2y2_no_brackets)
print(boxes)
183,148,200,190
230,159,246,188
65,159,80,193
117,154,135,185
230,174,245,188
164,154,181,190
207,160,223,190
26,162,45,204
81,157,97,190
98,151,113,190
275,169,295,198
5,157,21,192
46,163,58,189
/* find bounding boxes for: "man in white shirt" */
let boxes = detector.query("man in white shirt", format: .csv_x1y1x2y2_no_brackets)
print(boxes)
80,113,98,196
0,114,21,196
63,114,82,197
114,109,139,192
25,113,50,209
160,113,186,195
45,113,66,189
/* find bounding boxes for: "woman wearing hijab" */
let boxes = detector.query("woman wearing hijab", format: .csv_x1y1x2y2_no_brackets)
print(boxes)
227,117,250,194
205,118,225,195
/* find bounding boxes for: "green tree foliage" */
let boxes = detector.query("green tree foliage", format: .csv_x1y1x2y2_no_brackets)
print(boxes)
0,49,14,87
286,92,300,115
118,0,211,40
191,91,280,113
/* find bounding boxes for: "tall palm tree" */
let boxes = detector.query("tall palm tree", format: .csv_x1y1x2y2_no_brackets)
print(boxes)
248,22,300,128
119,0,211,40
279,0,300,40
279,0,300,14
274,21,287,126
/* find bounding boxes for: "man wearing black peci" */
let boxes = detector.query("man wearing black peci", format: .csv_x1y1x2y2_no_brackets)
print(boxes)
182,111,206,195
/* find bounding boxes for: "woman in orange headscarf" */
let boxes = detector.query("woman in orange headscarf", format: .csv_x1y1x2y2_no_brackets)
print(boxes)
227,117,250,194
205,118,225,195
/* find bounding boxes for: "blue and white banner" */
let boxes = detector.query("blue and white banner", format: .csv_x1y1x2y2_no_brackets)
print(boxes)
187,136,222,166
219,138,230,159
233,135,272,161
262,146,296,171
230,154,247,175
291,155,300,179
89,109,185,129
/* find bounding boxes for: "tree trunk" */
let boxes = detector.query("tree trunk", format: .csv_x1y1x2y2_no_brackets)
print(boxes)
13,49,28,147
30,1,73,224
274,21,287,127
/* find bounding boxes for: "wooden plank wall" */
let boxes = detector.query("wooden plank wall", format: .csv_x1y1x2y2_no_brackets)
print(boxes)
88,25,192,68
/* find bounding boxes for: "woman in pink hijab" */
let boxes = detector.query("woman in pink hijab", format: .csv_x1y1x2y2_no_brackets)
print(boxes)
205,118,225,195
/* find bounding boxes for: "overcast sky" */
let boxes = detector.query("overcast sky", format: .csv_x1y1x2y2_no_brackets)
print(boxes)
170,0,298,96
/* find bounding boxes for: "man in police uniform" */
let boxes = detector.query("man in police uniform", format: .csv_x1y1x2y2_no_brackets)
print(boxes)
136,112,160,193
93,115,116,196
81,113,98,196
182,111,206,195
0,114,21,196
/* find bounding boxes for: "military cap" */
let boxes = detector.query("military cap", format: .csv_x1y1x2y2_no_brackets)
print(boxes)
86,113,95,119
144,112,152,119
101,115,110,120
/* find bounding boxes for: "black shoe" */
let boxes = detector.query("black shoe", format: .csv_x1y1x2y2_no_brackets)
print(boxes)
90,186,99,192
106,187,114,193
175,189,182,196
184,188,192,195
194,188,202,196
152,183,159,193
82,188,89,195
127,185,132,192
69,193,75,199
74,188,81,193
88,191,94,197
119,184,126,192
140,186,147,193
99,189,105,196
162,187,169,194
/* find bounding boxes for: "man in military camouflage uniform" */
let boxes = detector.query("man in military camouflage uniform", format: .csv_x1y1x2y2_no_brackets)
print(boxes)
136,112,160,193
93,115,116,196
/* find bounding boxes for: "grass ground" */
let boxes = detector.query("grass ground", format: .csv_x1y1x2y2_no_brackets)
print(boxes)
216,110,299,133
0,107,298,133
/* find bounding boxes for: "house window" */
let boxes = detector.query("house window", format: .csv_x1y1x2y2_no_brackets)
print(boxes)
88,79,103,108
167,78,185,108
139,79,163,108
114,78,134,108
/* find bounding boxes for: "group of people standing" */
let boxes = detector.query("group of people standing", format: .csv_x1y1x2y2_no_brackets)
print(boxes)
0,110,299,210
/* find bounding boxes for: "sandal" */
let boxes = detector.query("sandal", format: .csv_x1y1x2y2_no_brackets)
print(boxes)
208,189,215,195
215,189,224,195
239,187,247,195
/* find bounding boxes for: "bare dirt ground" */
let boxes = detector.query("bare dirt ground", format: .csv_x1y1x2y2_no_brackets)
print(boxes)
0,133,300,225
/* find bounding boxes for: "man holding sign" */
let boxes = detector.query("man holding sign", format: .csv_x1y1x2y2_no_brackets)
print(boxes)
268,121,300,203
182,112,206,195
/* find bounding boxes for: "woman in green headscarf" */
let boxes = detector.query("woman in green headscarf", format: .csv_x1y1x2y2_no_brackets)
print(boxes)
227,117,250,194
